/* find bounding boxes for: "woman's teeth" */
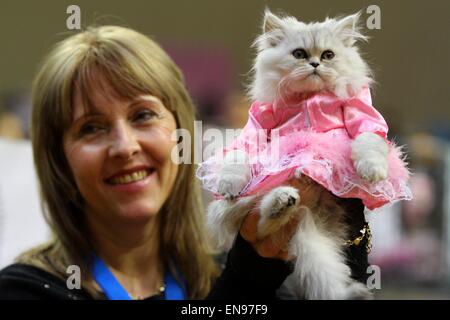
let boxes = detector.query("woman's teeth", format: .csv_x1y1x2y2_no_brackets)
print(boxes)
109,170,150,185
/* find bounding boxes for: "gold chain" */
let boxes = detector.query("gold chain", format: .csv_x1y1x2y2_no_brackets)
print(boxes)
344,222,372,254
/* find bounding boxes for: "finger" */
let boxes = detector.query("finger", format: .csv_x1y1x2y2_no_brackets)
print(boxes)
276,251,291,261
262,216,296,250
256,236,294,261
239,211,260,243
254,237,281,258
277,214,301,243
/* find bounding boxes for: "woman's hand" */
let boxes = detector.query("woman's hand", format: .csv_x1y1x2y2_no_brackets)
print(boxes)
239,210,300,261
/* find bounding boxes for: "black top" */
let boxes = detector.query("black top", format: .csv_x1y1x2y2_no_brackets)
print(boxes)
0,234,293,300
0,235,368,300
0,199,369,300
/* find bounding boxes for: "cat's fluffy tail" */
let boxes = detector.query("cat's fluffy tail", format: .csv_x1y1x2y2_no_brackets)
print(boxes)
290,209,362,299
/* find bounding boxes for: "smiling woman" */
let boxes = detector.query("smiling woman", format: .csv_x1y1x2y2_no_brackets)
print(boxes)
64,84,179,222
0,25,301,300
8,25,217,299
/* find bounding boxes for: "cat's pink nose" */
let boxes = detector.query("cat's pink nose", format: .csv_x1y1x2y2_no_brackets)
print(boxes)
310,62,320,68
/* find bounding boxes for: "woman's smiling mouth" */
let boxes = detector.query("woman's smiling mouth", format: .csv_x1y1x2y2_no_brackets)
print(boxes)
106,168,156,185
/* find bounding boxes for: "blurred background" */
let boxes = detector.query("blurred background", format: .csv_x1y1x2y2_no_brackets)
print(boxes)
0,0,449,299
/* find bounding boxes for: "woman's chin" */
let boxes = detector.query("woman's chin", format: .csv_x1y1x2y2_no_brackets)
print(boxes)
115,204,161,223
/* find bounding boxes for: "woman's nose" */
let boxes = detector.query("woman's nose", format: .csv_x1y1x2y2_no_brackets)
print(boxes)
108,122,141,159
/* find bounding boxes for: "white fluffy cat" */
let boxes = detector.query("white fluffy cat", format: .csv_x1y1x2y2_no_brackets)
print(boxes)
206,9,391,300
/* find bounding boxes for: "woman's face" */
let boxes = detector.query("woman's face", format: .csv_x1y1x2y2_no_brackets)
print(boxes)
63,80,178,223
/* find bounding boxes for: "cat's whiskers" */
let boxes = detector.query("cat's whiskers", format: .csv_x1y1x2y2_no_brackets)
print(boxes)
290,67,312,77
276,76,294,101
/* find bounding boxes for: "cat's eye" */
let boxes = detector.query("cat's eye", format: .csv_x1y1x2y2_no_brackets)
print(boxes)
321,50,335,60
292,48,308,59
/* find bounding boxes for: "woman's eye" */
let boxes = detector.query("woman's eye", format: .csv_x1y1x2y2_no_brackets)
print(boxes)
321,50,335,60
292,48,308,59
132,109,157,123
79,123,105,136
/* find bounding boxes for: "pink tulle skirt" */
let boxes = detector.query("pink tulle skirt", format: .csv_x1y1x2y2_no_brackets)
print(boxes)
196,128,412,210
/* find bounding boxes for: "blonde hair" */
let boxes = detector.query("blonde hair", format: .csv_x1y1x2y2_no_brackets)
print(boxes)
21,26,218,298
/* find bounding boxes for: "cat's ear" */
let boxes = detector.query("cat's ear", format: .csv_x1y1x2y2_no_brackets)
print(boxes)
334,12,368,46
263,8,284,33
256,8,286,49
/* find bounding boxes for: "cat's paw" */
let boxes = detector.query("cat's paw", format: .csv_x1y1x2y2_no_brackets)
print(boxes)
262,186,300,219
218,173,248,199
354,157,388,183
258,186,300,238
351,132,389,183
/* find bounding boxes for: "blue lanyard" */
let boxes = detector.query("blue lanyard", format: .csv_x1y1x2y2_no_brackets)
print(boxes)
92,255,186,300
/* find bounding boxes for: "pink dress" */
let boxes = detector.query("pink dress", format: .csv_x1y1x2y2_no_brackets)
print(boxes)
196,88,412,210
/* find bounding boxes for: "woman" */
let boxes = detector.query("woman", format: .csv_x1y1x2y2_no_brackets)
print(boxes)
0,26,298,300
0,26,369,300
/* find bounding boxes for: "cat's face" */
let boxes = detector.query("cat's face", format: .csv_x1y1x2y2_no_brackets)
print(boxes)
250,10,372,102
